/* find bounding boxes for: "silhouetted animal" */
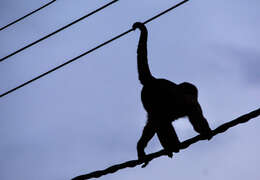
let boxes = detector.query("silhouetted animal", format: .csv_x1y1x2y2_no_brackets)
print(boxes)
132,22,212,159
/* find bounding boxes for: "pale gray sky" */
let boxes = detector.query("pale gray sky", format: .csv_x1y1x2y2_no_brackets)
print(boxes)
0,0,260,180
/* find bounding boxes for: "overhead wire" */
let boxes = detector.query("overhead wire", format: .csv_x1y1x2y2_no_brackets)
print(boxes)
0,0,189,98
0,0,57,31
0,0,119,62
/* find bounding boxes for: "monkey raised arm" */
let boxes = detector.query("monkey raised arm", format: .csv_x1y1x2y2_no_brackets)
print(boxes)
133,22,155,85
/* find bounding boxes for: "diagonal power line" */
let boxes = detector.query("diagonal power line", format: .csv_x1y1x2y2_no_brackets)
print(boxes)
0,0,119,62
72,108,260,180
0,0,189,98
0,0,57,31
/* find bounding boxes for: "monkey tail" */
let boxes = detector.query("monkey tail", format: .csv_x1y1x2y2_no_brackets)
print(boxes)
134,22,155,85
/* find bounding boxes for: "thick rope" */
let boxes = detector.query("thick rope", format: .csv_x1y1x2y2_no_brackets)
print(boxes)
72,108,260,180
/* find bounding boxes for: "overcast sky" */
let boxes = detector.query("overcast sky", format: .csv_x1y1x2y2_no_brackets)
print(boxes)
0,0,260,180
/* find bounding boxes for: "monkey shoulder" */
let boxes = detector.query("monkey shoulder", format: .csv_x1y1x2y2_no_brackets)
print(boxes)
177,82,198,97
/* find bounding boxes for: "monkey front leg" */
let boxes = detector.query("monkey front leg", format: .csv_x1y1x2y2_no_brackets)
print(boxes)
188,103,213,140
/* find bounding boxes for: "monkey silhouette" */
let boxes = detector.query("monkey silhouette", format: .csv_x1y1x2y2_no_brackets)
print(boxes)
132,22,212,159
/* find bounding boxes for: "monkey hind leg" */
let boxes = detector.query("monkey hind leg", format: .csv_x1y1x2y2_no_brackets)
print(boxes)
137,121,156,159
156,122,180,157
